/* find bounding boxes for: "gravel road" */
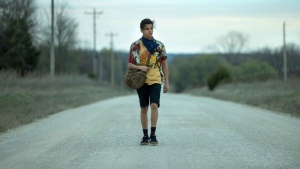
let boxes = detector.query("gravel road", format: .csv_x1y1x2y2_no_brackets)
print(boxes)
0,94,300,169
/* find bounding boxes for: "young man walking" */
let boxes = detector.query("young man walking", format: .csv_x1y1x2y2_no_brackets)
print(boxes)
128,18,169,145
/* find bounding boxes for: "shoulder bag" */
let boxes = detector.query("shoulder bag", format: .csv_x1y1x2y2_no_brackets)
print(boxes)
123,52,152,89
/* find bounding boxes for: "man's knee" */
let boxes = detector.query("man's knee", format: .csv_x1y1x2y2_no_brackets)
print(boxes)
141,107,148,114
150,103,158,110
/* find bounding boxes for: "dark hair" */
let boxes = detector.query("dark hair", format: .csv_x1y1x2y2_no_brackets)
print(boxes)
140,18,155,29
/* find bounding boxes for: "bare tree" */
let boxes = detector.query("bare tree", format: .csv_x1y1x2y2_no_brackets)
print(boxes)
1,0,34,44
3,0,38,41
39,2,78,73
218,31,249,54
56,3,78,72
0,1,6,45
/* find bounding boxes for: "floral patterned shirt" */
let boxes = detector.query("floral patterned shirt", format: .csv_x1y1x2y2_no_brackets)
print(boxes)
128,38,167,85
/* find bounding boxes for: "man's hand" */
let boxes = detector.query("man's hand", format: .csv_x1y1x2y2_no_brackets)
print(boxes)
161,59,169,93
163,83,169,93
139,66,150,72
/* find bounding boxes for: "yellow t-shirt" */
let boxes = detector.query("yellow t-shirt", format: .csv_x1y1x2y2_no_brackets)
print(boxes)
139,41,162,85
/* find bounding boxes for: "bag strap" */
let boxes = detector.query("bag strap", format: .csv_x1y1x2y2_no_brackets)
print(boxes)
145,52,152,67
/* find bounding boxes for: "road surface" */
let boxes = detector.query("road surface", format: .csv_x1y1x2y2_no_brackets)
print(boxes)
0,94,300,169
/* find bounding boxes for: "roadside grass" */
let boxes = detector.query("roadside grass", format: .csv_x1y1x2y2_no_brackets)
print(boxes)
0,72,129,133
186,80,300,117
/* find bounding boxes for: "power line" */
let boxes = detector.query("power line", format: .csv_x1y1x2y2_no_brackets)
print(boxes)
78,0,87,8
100,14,113,33
78,0,91,9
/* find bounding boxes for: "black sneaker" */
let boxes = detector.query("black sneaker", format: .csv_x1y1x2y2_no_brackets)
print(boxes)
149,135,158,145
140,136,149,145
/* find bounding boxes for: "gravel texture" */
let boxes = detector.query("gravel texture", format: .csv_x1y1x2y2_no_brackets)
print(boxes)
0,94,300,169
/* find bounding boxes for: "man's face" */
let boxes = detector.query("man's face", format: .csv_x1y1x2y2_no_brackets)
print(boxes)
141,24,153,39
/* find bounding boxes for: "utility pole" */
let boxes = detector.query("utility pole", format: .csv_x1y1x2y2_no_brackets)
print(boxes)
283,22,287,82
99,55,104,81
85,9,103,76
50,0,55,77
119,54,124,89
106,32,118,86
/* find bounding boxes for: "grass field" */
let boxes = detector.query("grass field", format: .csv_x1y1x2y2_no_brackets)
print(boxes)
187,80,300,118
0,72,129,133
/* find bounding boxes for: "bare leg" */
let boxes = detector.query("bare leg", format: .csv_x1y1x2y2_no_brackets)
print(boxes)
150,103,158,127
140,107,148,129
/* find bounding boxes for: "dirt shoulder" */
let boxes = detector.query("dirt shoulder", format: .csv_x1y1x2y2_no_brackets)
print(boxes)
186,81,300,118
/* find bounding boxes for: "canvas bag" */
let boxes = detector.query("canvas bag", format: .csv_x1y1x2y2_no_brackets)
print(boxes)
123,52,152,89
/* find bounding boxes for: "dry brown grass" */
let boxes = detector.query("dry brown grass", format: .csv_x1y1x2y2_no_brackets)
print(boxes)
0,72,128,133
187,80,300,117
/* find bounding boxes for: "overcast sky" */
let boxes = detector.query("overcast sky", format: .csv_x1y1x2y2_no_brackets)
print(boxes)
36,0,300,53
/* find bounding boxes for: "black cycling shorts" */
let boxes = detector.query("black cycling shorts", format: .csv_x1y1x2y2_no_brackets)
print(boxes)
136,83,161,108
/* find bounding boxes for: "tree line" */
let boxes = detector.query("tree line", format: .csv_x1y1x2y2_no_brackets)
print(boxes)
0,0,129,83
0,0,39,76
169,42,300,92
0,0,85,76
1,0,299,91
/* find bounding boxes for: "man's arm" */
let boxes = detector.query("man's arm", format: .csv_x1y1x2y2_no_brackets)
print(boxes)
161,59,169,93
128,63,150,72
127,45,149,72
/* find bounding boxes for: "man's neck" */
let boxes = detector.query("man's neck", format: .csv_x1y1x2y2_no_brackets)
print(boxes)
143,36,152,40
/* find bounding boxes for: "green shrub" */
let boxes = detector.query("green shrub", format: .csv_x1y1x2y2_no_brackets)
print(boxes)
231,60,276,82
170,55,228,92
0,18,40,76
207,66,231,91
88,72,97,79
